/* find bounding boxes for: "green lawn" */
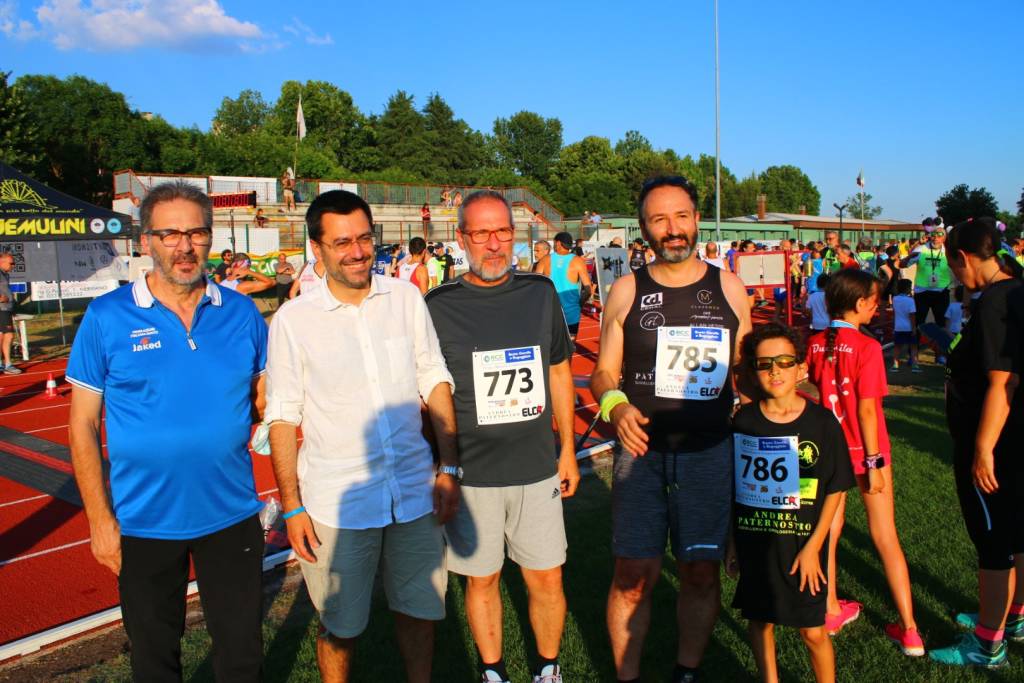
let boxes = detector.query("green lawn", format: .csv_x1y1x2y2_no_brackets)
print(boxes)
60,367,1024,681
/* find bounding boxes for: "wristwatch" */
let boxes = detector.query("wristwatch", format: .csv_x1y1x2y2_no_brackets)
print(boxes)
437,465,463,482
863,454,886,470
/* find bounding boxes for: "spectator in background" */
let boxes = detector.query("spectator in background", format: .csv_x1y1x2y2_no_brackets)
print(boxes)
281,171,297,212
726,240,738,271
222,255,275,297
704,241,725,269
435,242,454,283
452,191,463,207
441,187,452,208
273,252,296,307
0,252,21,374
532,240,551,272
591,211,603,225
421,203,431,236
214,248,234,283
255,208,268,228
837,245,860,270
398,237,430,296
807,273,830,332
574,238,585,257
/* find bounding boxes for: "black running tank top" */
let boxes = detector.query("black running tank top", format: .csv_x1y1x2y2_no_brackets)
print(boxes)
621,264,740,451
629,248,646,271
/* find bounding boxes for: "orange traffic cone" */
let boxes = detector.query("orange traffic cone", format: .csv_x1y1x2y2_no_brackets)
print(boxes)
44,372,58,400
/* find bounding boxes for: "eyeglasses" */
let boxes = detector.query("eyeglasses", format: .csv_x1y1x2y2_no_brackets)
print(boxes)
318,234,375,252
753,354,798,372
462,227,514,244
146,228,213,247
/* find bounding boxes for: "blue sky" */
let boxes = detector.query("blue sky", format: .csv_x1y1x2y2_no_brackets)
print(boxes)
2,0,1021,221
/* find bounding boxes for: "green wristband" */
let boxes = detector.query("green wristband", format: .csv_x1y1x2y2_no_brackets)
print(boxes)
600,389,629,423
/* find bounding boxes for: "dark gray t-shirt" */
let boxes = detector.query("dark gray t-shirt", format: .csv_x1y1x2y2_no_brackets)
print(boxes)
425,272,574,486
0,270,12,312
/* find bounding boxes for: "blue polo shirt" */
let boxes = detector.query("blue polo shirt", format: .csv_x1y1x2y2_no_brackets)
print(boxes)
67,278,268,540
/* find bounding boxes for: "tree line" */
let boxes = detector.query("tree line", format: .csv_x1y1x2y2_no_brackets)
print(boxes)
1,72,1018,232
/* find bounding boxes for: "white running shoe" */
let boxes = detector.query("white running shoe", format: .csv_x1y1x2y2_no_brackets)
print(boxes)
533,664,562,683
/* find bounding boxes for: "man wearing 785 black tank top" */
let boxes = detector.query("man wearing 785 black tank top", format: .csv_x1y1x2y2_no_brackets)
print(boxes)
591,176,751,683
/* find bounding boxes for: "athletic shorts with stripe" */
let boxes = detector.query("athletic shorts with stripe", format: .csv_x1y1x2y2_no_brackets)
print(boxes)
612,437,732,562
953,441,1024,571
445,474,567,576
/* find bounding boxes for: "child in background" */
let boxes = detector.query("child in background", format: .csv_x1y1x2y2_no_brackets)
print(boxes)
807,274,830,332
728,323,855,683
891,279,920,372
945,285,964,336
806,269,924,655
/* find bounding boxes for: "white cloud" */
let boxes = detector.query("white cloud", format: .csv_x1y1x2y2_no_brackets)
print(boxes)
5,0,266,52
282,16,331,46
1,0,40,39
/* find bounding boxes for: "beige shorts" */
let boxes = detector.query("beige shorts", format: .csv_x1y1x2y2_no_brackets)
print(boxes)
445,474,567,576
299,513,446,638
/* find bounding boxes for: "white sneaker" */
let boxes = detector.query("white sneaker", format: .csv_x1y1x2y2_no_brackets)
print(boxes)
3,364,22,375
482,670,510,683
533,664,562,683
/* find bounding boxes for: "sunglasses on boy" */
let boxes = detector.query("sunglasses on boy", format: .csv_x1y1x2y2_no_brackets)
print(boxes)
752,354,798,372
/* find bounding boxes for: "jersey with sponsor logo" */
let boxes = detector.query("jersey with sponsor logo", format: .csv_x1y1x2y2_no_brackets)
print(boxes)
622,264,739,452
66,279,267,539
731,401,854,627
425,273,573,486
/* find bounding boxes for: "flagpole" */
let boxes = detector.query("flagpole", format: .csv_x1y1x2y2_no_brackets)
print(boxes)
714,0,722,244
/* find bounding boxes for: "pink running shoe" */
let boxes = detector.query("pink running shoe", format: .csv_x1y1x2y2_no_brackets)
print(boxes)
826,601,861,635
885,623,926,656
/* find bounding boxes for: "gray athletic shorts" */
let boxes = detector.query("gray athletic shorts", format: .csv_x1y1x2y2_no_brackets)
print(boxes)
612,437,733,562
299,513,446,638
445,474,567,576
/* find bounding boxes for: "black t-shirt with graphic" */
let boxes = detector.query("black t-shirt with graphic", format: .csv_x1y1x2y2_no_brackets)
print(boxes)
425,272,573,487
731,400,855,627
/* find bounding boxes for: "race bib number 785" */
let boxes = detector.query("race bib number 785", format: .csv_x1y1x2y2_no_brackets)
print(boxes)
471,345,546,425
654,326,730,400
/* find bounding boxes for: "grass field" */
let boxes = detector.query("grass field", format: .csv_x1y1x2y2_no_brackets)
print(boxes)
34,362,1017,682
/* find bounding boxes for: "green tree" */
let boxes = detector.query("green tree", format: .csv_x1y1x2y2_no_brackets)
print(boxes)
1016,186,1024,217
212,89,269,136
728,173,761,218
0,71,40,168
548,136,621,187
693,154,739,218
492,111,562,181
14,74,155,203
552,170,632,216
422,93,487,176
614,130,653,158
270,80,369,173
996,210,1021,240
842,192,883,220
758,165,821,214
376,90,432,178
935,184,999,225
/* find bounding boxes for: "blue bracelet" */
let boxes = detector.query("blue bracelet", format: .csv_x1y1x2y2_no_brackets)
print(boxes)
282,506,306,520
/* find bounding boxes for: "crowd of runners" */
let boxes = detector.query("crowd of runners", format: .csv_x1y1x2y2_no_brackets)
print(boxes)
60,176,1023,683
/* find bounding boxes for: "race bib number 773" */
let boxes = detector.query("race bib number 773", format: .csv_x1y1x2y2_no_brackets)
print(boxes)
471,345,546,425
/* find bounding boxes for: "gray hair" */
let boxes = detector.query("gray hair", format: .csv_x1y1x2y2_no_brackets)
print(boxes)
140,181,214,232
457,190,514,232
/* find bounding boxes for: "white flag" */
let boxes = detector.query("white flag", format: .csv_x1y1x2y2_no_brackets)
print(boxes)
296,95,307,140
856,169,864,188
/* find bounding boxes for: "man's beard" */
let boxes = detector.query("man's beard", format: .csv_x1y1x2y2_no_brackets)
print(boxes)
654,234,694,264
326,256,372,289
153,252,203,286
466,251,511,282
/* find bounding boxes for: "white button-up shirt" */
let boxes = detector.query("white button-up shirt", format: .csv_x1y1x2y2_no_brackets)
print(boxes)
265,274,453,530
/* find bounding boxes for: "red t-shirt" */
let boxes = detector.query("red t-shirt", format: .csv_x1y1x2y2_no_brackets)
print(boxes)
807,326,891,474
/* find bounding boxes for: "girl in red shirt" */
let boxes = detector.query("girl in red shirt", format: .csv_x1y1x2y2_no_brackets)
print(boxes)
807,269,924,655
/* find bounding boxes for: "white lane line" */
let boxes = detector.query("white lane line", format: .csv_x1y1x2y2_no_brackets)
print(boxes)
0,493,51,508
0,402,71,416
0,538,91,567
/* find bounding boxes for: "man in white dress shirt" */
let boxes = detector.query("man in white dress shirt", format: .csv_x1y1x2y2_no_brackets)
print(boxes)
265,190,461,683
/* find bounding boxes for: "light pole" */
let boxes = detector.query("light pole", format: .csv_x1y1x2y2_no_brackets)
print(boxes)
833,202,848,246
714,0,722,244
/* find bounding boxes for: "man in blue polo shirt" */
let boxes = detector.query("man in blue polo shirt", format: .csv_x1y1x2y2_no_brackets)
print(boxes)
67,181,268,682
